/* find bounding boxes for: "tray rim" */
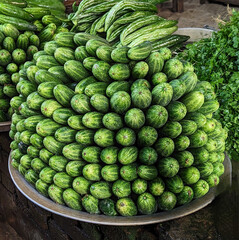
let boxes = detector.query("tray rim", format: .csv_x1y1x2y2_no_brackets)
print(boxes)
8,154,232,226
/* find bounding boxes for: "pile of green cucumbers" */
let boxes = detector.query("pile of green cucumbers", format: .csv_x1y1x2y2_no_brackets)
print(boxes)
70,0,189,50
0,0,68,122
9,32,227,216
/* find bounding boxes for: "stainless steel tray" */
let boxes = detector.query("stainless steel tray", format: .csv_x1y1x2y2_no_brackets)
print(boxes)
0,121,11,132
175,27,214,42
8,155,232,226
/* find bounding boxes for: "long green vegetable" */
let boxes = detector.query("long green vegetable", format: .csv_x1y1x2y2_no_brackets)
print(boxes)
113,10,155,25
107,24,127,42
1,0,27,8
85,0,120,14
26,0,65,11
120,15,161,45
152,34,190,51
76,14,101,25
93,12,109,33
74,0,108,15
128,26,178,47
106,11,154,40
24,7,51,20
105,1,158,31
0,3,34,21
90,18,102,35
0,14,37,31
123,20,178,45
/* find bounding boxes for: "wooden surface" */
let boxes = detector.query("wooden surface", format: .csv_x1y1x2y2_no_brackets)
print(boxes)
173,0,184,12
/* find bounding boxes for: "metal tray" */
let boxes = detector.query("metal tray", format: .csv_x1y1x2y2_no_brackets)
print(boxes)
175,27,214,42
0,121,11,132
8,155,232,226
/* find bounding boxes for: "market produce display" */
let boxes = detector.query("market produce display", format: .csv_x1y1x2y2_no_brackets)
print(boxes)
0,1,68,122
69,0,189,50
180,9,238,160
9,31,227,216
0,23,38,122
0,0,66,31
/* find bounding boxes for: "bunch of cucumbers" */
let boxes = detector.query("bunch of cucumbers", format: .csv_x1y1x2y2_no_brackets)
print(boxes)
0,0,66,32
0,23,40,122
0,21,70,122
70,0,189,50
9,31,227,216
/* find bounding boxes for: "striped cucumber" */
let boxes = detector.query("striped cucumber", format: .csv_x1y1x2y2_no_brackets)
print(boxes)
128,27,178,47
124,20,178,46
105,1,158,31
120,15,160,45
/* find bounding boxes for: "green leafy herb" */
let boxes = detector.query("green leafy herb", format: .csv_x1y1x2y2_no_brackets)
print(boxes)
180,9,239,160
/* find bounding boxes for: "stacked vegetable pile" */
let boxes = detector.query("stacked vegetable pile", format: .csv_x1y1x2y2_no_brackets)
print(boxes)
0,0,66,32
0,1,68,122
70,0,189,50
0,23,40,122
9,32,227,216
179,9,239,160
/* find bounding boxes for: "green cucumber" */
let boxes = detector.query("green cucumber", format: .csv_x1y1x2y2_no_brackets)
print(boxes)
83,163,102,181
54,47,75,65
116,198,137,216
138,126,158,147
137,192,157,215
110,91,131,114
146,105,168,129
138,165,158,181
179,166,200,185
157,157,179,178
68,115,86,130
111,46,130,63
124,108,145,129
128,41,152,60
90,181,112,199
66,161,86,177
53,172,73,189
92,61,111,82
39,167,56,184
64,60,90,82
152,83,173,106
82,194,100,214
41,99,62,118
149,177,165,196
132,179,148,195
109,63,130,81
63,188,82,210
73,176,91,195
43,136,65,155
53,84,74,108
177,186,194,205
62,143,84,161
181,91,205,113
55,127,77,144
48,184,64,205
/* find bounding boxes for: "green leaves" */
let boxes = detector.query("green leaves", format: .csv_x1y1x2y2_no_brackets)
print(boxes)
180,10,239,160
